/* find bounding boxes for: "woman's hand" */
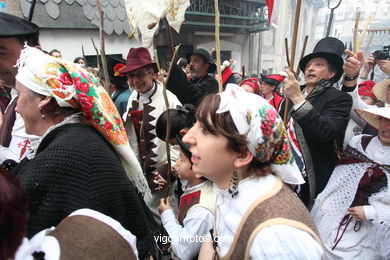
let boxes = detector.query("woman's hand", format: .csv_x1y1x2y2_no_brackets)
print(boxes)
348,206,366,221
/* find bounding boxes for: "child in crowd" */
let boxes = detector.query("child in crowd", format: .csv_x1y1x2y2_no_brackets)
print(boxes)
154,104,196,192
159,137,216,260
156,104,196,145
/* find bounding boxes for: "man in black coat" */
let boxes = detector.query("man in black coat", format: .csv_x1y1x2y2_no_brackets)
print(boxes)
167,48,219,106
280,37,352,207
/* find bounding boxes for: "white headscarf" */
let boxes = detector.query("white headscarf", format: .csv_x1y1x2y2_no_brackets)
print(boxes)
217,84,304,185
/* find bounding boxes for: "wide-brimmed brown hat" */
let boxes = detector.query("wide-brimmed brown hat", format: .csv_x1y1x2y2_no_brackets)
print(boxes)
372,79,390,103
120,47,158,74
355,106,390,130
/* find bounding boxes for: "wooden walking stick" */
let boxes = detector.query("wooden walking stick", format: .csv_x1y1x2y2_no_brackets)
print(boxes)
356,16,371,53
96,0,110,94
91,38,101,71
283,0,302,126
28,0,37,21
163,45,181,200
363,32,374,57
214,0,222,93
325,0,342,37
353,11,361,53
294,35,309,78
285,38,291,68
81,44,89,67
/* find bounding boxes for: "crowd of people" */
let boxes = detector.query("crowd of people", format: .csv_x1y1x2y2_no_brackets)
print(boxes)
0,11,389,260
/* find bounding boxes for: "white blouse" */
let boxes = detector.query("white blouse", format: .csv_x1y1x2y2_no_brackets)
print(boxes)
214,174,323,259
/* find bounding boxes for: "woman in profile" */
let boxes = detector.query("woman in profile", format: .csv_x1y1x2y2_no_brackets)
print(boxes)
183,84,323,259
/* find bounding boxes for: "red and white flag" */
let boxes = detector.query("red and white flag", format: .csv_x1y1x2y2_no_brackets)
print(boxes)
266,0,280,27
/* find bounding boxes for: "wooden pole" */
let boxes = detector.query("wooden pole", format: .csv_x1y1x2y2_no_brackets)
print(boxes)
353,11,361,53
295,35,309,78
283,0,302,126
163,45,181,199
91,37,100,71
96,0,110,94
214,0,222,92
28,0,37,21
325,0,342,37
356,16,371,53
285,38,291,68
363,33,374,57
81,44,88,67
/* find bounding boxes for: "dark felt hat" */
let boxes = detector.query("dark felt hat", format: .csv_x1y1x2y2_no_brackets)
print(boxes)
0,12,39,37
120,47,158,74
299,37,345,82
186,48,217,73
107,55,126,77
261,74,285,86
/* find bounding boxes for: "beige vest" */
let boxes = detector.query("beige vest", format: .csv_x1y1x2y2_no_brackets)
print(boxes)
216,178,322,260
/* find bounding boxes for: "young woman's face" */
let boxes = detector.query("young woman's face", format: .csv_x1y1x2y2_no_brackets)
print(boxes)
183,121,237,184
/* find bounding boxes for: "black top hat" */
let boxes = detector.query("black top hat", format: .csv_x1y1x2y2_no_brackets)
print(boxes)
186,48,217,73
0,12,39,37
299,37,345,82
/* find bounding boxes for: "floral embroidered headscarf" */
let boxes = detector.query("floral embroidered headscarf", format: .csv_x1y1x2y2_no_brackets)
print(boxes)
217,83,304,185
15,46,149,195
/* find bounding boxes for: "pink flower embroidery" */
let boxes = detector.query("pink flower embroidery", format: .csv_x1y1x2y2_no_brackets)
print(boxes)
265,109,277,124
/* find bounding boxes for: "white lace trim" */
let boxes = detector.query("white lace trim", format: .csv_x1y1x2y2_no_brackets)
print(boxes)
311,135,390,252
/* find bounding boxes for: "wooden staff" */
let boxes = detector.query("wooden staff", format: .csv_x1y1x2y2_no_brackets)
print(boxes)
96,0,110,94
363,32,374,57
325,0,342,37
283,0,302,126
163,45,181,199
356,16,371,53
91,37,100,71
285,38,291,68
214,0,222,92
81,44,89,67
28,0,37,21
294,35,309,78
353,11,361,53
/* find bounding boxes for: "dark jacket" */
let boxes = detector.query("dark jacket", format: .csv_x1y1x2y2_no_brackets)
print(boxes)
167,64,219,106
13,123,158,259
279,80,352,206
